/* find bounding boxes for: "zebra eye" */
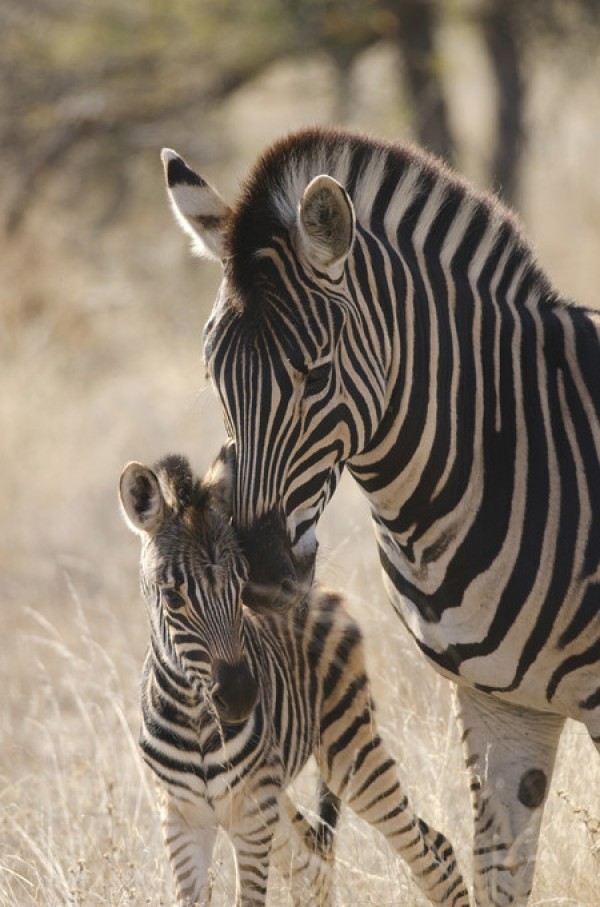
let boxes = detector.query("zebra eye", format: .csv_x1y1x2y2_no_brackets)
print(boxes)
304,364,330,397
162,588,184,611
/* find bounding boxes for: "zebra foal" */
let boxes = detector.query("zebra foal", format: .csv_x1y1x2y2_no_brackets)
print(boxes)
120,449,469,906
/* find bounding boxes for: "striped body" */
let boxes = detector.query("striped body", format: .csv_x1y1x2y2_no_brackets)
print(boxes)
160,128,600,905
120,453,469,906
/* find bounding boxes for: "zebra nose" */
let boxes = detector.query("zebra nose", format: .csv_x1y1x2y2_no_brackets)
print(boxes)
211,659,258,724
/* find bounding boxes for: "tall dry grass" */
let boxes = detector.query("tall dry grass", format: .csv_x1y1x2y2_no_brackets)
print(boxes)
3,23,600,906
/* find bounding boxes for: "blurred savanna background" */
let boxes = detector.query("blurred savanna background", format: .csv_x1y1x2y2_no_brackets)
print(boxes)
3,0,600,903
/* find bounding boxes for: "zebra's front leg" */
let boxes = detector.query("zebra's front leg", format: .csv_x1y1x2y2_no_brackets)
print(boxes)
455,686,565,907
229,779,280,906
159,786,218,906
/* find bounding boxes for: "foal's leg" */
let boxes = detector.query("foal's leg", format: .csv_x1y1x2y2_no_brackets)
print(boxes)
317,692,470,906
270,790,335,907
159,786,218,906
229,774,281,907
455,686,565,907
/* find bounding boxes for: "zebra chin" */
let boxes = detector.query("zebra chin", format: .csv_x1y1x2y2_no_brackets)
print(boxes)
237,510,316,613
243,570,313,614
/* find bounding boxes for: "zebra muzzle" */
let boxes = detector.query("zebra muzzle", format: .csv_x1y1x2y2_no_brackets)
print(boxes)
237,510,314,613
211,658,258,724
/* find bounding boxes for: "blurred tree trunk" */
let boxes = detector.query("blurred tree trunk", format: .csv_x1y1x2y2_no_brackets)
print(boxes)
390,0,455,165
481,0,525,209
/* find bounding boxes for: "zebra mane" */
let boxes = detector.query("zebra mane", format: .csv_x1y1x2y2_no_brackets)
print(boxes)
226,126,554,309
153,454,205,514
149,453,243,577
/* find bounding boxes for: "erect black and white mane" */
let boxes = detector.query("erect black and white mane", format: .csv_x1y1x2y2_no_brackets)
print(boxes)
226,127,556,314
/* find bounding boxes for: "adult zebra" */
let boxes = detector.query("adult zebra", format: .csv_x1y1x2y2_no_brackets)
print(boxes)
161,128,600,905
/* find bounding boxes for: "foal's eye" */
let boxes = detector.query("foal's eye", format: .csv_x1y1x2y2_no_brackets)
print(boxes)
162,588,184,610
304,364,330,397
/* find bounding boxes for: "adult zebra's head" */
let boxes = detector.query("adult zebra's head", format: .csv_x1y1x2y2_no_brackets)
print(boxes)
161,132,392,611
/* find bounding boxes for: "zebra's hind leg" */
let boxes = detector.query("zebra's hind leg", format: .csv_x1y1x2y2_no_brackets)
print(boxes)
270,783,338,906
455,686,565,907
316,777,341,852
317,710,470,905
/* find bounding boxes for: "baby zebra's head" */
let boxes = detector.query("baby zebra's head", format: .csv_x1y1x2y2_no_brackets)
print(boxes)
119,449,259,724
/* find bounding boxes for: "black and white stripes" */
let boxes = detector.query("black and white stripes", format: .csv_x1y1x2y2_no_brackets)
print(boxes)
161,127,600,906
120,451,469,906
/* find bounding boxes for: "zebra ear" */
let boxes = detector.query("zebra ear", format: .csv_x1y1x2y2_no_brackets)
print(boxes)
161,148,231,262
297,175,355,276
203,443,235,517
119,462,165,535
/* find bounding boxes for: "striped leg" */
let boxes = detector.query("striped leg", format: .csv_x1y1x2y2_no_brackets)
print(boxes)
270,790,335,906
455,686,565,907
317,699,470,906
159,787,218,906
229,776,280,906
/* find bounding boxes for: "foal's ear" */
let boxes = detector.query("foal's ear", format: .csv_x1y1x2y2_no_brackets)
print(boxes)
296,174,355,277
203,443,235,517
119,462,164,535
161,148,231,262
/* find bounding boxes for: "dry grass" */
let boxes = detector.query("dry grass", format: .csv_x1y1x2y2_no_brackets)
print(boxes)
3,25,600,907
